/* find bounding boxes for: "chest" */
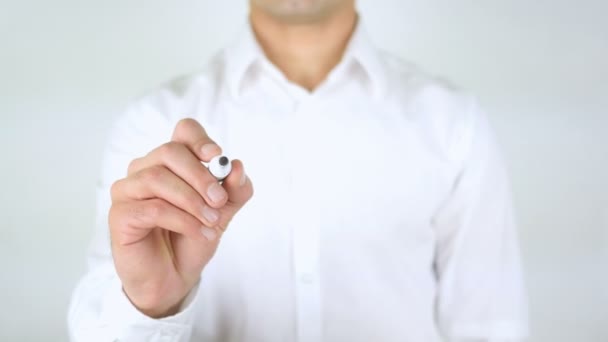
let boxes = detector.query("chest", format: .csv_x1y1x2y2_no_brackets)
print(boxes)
219,99,453,235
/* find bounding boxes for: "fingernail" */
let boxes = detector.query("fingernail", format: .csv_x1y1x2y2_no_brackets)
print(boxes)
207,182,227,203
239,170,247,187
201,227,217,241
201,144,220,159
201,206,219,223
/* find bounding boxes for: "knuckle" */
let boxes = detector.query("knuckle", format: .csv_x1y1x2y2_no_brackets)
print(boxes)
110,179,123,200
108,204,131,241
175,118,199,133
158,141,182,159
139,165,166,183
126,200,164,227
108,204,120,228
127,158,140,175
145,199,166,220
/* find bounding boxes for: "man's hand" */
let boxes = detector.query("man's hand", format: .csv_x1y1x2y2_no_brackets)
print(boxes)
108,118,253,318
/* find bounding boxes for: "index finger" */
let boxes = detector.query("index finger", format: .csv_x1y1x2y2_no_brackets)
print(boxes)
172,118,222,162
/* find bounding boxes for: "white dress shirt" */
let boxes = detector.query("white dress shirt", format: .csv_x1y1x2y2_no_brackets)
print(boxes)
68,21,528,342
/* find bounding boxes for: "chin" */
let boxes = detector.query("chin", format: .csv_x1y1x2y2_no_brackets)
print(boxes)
254,0,343,23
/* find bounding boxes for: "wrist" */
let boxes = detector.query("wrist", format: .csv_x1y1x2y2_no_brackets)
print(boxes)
122,286,187,319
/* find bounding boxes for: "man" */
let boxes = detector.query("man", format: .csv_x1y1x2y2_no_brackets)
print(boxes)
68,0,528,341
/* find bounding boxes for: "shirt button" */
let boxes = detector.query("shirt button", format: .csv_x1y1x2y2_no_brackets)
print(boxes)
299,273,314,284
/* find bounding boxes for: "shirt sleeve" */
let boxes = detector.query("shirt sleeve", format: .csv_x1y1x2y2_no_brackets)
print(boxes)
431,99,529,341
67,104,201,342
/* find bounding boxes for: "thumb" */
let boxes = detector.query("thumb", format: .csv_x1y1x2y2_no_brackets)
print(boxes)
218,159,253,231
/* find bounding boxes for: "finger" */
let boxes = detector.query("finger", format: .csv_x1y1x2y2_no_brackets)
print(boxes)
111,165,221,228
223,160,253,207
171,118,222,162
217,159,254,231
127,142,229,208
109,198,219,246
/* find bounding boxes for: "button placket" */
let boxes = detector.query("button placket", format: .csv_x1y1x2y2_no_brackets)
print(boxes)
288,101,323,342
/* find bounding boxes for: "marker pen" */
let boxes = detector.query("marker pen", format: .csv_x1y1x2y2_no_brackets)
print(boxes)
207,155,232,182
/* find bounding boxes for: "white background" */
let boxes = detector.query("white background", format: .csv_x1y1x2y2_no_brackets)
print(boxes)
1,0,606,340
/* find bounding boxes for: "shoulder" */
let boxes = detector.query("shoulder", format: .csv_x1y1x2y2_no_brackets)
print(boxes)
378,51,482,162
380,51,473,117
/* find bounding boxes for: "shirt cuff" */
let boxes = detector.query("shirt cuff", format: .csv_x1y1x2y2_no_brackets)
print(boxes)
99,276,200,342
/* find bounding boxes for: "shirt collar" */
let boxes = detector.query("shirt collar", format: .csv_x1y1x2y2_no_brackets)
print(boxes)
224,17,388,100
224,22,263,99
342,19,388,99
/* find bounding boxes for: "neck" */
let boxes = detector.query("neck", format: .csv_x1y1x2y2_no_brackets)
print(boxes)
250,3,357,92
